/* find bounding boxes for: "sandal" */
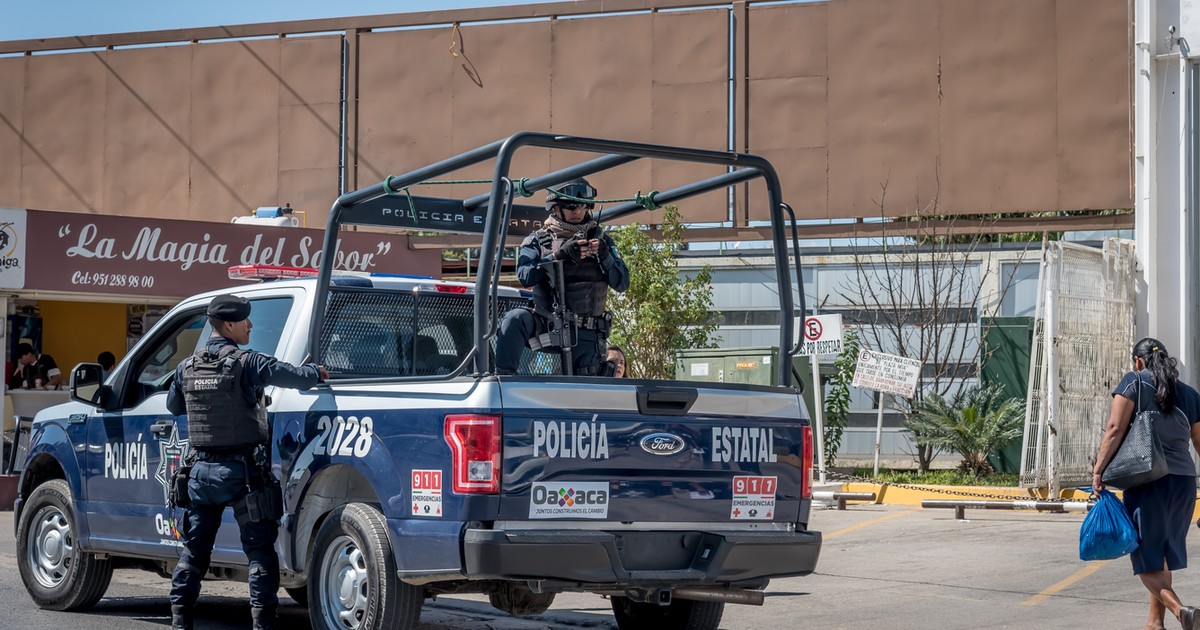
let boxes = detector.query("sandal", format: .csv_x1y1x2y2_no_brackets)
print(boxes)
1180,606,1199,630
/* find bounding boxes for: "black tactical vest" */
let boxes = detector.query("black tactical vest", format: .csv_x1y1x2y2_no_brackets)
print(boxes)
182,345,267,449
532,229,610,318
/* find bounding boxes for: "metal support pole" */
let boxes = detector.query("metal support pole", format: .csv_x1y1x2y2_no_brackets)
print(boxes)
1044,288,1059,495
0,295,6,474
812,356,826,484
873,398,885,477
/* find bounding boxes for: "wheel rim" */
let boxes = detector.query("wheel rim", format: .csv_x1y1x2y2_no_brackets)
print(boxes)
26,505,74,589
319,534,370,629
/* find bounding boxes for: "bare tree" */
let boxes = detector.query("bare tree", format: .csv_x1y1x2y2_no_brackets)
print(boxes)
838,182,1032,473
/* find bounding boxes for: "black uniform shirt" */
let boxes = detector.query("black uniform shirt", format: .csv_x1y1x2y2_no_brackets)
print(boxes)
166,336,322,416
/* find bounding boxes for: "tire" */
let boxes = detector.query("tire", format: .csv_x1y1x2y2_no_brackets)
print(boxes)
285,585,309,607
16,479,113,611
488,583,556,616
610,596,724,630
308,503,423,630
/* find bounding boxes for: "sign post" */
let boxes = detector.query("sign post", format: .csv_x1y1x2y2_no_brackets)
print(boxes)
794,314,844,484
850,349,921,476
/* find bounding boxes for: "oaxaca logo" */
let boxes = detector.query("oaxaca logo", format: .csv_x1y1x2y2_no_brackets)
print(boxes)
154,424,191,504
529,482,609,519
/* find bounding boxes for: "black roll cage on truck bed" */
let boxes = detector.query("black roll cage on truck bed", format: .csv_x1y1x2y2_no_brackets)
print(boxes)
308,132,806,380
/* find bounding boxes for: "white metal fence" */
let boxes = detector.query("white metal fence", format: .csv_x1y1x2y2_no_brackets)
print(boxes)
1020,239,1137,493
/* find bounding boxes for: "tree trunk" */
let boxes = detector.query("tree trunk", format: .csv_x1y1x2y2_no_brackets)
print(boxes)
916,443,934,474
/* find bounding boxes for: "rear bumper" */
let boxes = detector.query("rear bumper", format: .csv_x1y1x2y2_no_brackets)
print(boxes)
463,528,821,585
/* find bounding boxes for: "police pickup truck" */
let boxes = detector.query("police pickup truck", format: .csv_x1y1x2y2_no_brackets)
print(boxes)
14,133,821,630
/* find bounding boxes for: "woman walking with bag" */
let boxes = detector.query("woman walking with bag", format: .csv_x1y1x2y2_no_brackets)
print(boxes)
1094,338,1200,630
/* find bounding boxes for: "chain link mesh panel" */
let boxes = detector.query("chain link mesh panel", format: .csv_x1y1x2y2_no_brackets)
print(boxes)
319,288,559,377
1021,239,1136,491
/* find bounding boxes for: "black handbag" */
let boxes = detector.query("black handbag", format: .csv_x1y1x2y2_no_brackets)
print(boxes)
1102,374,1169,490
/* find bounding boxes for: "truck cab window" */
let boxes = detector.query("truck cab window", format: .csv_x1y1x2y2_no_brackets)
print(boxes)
123,311,207,408
121,297,295,409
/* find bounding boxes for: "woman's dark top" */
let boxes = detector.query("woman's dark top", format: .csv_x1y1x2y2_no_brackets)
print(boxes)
1112,370,1200,476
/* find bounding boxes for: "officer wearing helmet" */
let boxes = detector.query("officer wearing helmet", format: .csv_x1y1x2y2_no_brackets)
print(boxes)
495,177,629,375
164,295,328,630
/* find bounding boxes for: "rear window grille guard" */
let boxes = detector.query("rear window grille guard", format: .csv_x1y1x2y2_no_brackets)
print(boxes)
319,288,559,377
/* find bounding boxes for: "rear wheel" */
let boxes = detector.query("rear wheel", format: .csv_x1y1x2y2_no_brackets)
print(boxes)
16,479,113,611
610,596,724,630
309,503,423,630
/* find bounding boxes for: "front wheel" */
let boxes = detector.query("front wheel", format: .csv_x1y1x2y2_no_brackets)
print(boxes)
16,479,113,611
610,596,724,630
308,503,423,630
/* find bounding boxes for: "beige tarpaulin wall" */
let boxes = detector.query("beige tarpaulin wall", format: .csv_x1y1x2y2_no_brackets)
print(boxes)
0,0,1131,228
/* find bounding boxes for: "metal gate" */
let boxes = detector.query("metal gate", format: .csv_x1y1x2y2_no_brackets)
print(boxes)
1020,239,1137,493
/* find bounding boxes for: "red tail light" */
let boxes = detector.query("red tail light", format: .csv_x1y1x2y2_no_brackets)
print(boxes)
444,414,501,494
800,424,813,499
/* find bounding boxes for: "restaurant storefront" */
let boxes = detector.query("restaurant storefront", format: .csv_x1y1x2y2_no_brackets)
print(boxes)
0,207,440,472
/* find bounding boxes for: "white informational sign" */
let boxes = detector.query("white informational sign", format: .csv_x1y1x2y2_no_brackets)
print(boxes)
0,208,27,289
851,350,921,397
795,314,844,356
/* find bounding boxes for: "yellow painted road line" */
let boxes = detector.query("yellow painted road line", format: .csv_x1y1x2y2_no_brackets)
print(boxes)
823,508,919,540
1022,561,1110,606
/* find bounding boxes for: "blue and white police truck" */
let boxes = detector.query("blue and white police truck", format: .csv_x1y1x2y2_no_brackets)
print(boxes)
14,134,821,630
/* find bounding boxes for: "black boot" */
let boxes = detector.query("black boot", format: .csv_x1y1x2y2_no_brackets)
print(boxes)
170,604,193,630
251,605,276,630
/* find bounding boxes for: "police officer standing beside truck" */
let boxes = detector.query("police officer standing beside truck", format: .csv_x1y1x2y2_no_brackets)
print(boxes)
495,178,630,375
165,295,328,630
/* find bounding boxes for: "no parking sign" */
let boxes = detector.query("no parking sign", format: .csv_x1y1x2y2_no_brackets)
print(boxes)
795,314,844,356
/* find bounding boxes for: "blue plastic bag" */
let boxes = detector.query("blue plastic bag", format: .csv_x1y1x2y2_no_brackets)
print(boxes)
1079,489,1139,561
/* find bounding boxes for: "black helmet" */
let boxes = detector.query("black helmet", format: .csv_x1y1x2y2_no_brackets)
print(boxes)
545,177,596,210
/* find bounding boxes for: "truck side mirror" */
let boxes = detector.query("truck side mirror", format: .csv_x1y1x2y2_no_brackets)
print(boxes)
70,363,105,407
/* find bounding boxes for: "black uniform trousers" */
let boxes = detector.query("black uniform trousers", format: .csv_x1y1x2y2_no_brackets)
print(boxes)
169,450,279,610
496,308,602,374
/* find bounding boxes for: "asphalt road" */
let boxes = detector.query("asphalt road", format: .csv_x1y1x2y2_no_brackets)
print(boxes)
1,503,1195,629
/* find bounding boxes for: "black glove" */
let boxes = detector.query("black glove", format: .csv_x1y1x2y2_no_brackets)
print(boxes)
597,237,611,261
554,237,583,262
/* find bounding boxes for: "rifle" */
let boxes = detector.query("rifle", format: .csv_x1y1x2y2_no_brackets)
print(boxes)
530,229,582,376
545,254,575,376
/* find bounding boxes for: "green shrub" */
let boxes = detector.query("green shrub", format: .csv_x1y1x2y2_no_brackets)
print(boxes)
851,468,1020,487
904,384,1025,477
821,326,860,467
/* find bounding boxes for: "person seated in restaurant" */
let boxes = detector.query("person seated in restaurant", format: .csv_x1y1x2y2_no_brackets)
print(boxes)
11,342,61,390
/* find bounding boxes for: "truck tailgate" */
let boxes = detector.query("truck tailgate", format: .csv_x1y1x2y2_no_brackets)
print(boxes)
498,379,810,524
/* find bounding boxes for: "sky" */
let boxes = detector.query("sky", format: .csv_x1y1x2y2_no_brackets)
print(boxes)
0,0,558,43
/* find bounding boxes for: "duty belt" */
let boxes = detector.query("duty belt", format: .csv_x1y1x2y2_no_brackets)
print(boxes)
194,445,261,461
532,307,609,331
575,313,611,332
